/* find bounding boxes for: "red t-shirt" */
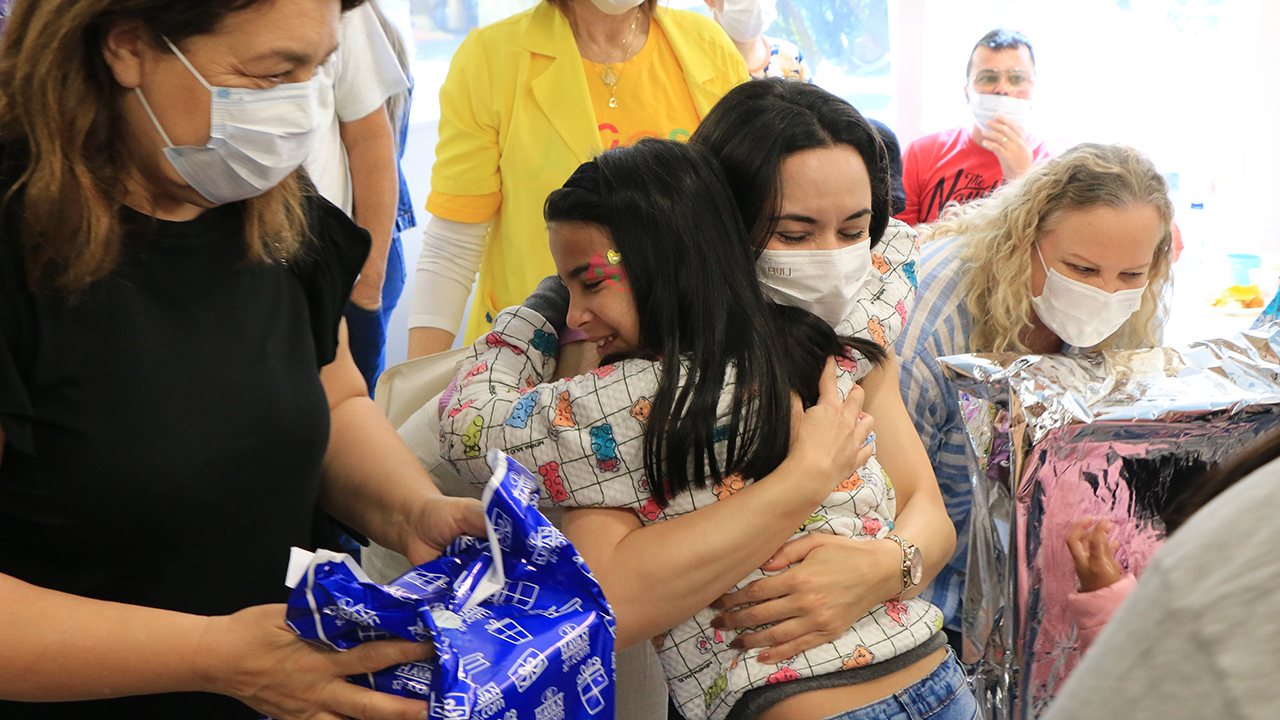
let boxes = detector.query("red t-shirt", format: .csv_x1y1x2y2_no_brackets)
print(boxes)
897,126,1052,226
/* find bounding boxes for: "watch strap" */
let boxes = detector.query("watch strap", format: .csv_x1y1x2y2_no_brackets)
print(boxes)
886,534,917,597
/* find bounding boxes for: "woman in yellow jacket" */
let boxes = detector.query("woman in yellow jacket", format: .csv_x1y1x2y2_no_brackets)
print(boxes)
407,0,748,357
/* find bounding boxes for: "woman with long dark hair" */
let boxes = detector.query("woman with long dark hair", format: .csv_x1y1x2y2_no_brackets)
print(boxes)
442,139,974,720
687,79,956,666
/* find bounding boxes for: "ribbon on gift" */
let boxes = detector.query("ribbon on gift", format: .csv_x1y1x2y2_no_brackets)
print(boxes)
283,450,617,719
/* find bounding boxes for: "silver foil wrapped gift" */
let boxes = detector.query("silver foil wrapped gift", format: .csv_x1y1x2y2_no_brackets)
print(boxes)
938,322,1280,720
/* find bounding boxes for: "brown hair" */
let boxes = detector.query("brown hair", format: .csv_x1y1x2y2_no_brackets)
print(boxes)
0,0,365,296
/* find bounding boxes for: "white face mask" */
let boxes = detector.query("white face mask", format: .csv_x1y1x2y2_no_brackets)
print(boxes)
757,242,873,328
133,37,324,206
713,0,777,43
1030,245,1146,347
588,0,645,15
968,92,1033,133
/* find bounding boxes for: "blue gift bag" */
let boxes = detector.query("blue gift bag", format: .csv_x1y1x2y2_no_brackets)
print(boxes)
284,450,616,719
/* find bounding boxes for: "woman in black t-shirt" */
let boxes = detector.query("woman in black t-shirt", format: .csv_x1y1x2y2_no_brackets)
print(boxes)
0,2,486,719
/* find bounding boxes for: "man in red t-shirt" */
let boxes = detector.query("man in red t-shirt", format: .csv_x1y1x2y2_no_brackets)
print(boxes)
898,29,1053,226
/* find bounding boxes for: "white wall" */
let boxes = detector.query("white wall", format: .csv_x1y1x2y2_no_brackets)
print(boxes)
895,0,1278,258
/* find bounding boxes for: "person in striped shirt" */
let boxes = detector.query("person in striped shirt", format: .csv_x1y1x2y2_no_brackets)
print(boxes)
894,143,1176,654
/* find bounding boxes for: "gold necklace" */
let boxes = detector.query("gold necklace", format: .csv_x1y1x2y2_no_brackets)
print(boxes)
594,8,641,109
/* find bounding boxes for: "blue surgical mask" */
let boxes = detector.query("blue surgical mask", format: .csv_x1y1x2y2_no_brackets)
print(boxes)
133,37,324,205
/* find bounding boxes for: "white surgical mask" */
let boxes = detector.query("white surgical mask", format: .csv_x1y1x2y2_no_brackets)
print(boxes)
1030,245,1146,348
714,0,777,43
757,243,873,328
968,92,1033,133
133,37,324,206
588,0,645,15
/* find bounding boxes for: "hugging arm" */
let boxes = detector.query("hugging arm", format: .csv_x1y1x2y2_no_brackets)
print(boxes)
441,311,875,650
854,352,954,591
562,360,874,650
714,351,955,660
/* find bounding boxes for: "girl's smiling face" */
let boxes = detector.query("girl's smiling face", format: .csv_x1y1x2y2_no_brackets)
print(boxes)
549,221,640,357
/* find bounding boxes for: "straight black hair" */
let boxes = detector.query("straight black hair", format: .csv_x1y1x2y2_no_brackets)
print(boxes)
690,78,892,258
544,139,860,504
689,79,888,369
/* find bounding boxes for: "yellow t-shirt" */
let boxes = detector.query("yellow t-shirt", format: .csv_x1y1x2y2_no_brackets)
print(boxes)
581,21,701,150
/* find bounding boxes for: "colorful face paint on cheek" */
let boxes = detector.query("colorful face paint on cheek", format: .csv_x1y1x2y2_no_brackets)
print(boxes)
587,251,632,292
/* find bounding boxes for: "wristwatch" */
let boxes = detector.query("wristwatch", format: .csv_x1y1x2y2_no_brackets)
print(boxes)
886,534,924,597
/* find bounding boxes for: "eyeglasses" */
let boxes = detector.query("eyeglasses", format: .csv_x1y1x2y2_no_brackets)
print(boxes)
969,68,1035,90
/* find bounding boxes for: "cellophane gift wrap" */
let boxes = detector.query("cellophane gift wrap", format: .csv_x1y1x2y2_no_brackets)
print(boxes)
284,450,616,720
939,322,1280,720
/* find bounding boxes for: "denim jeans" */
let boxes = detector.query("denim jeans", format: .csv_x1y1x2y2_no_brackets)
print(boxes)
820,649,979,720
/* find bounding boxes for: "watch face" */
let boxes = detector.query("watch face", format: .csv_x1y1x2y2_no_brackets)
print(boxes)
909,548,924,585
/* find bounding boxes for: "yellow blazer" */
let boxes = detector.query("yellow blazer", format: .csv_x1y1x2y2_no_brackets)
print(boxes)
428,3,748,342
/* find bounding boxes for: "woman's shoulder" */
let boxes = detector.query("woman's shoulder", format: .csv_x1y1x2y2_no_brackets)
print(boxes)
919,231,966,254
893,235,973,357
653,6,746,77
448,5,541,65
831,220,920,354
301,193,370,273
915,234,970,291
284,194,369,366
654,5,727,35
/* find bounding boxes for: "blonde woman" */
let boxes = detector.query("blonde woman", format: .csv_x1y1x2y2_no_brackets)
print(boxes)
894,143,1174,651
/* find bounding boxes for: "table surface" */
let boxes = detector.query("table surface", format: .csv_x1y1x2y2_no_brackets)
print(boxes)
1163,256,1267,348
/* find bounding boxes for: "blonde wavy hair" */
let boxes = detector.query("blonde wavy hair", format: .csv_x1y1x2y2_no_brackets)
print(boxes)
925,143,1173,353
0,0,361,296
